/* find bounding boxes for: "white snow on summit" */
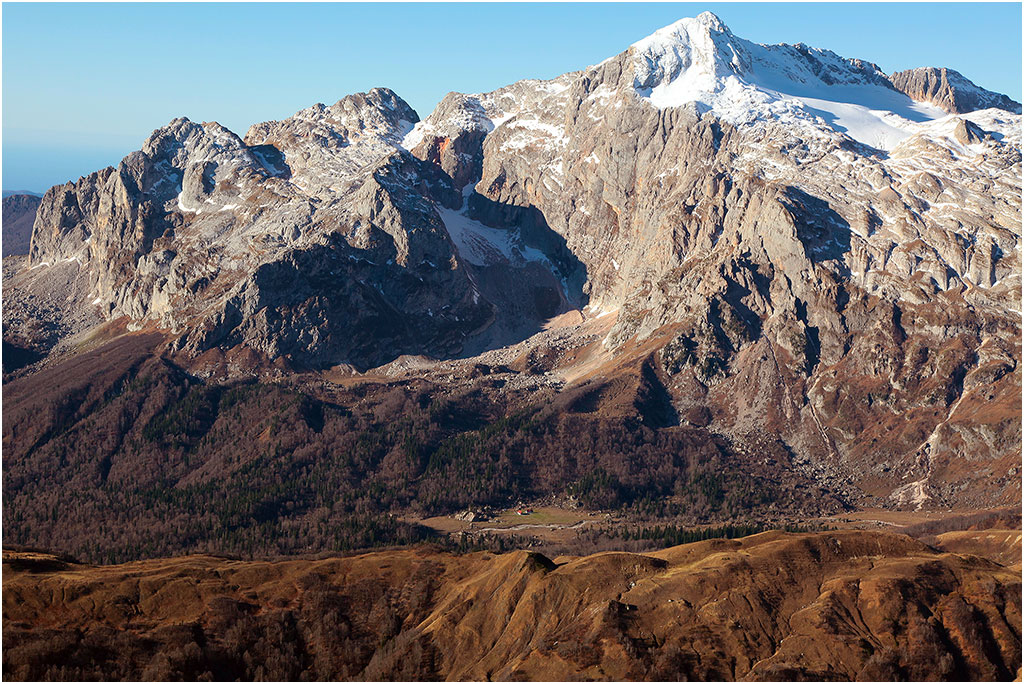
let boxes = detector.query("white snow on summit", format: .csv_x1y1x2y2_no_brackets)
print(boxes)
630,12,947,150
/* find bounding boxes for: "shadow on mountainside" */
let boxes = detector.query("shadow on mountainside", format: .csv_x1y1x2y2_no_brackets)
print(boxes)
468,192,589,308
446,192,590,360
783,187,852,273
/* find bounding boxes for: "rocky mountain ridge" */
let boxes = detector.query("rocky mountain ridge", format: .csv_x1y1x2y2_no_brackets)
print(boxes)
399,13,1020,509
891,66,1023,115
7,13,1021,514
26,90,505,369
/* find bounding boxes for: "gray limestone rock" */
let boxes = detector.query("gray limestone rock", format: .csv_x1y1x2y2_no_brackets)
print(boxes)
890,67,1022,115
25,90,492,370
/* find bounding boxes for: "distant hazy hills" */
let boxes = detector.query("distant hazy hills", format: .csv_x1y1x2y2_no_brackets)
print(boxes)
2,193,41,257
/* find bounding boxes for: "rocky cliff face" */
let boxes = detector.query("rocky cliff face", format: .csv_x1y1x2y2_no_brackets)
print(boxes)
890,66,1023,115
14,13,1022,509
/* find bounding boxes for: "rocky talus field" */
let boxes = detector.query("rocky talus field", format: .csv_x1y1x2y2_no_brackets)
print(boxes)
2,12,1020,682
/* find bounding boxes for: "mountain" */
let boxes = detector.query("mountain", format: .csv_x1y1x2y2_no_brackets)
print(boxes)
1,194,41,256
891,66,1023,115
3,13,1020,559
4,528,1021,680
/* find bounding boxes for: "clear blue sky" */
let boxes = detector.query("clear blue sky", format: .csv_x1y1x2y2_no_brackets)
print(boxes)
3,2,1021,192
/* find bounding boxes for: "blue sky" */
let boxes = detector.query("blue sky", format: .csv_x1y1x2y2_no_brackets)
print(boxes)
3,2,1021,192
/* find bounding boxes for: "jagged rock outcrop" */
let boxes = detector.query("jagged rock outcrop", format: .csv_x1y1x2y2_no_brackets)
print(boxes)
26,89,499,369
890,66,1023,115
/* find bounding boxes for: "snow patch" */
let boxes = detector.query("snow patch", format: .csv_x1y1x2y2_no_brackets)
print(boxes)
489,112,515,128
438,205,521,267
177,192,201,215
251,147,287,176
438,190,558,270
585,301,619,319
400,121,425,150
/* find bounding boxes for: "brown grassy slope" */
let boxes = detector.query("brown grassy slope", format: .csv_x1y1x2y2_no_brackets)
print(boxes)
932,529,1022,569
4,529,1020,681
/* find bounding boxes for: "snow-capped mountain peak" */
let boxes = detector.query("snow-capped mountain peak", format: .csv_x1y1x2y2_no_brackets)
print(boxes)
631,12,748,95
627,13,949,151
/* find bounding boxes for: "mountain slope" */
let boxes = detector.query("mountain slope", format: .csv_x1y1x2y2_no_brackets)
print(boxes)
4,529,1021,681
